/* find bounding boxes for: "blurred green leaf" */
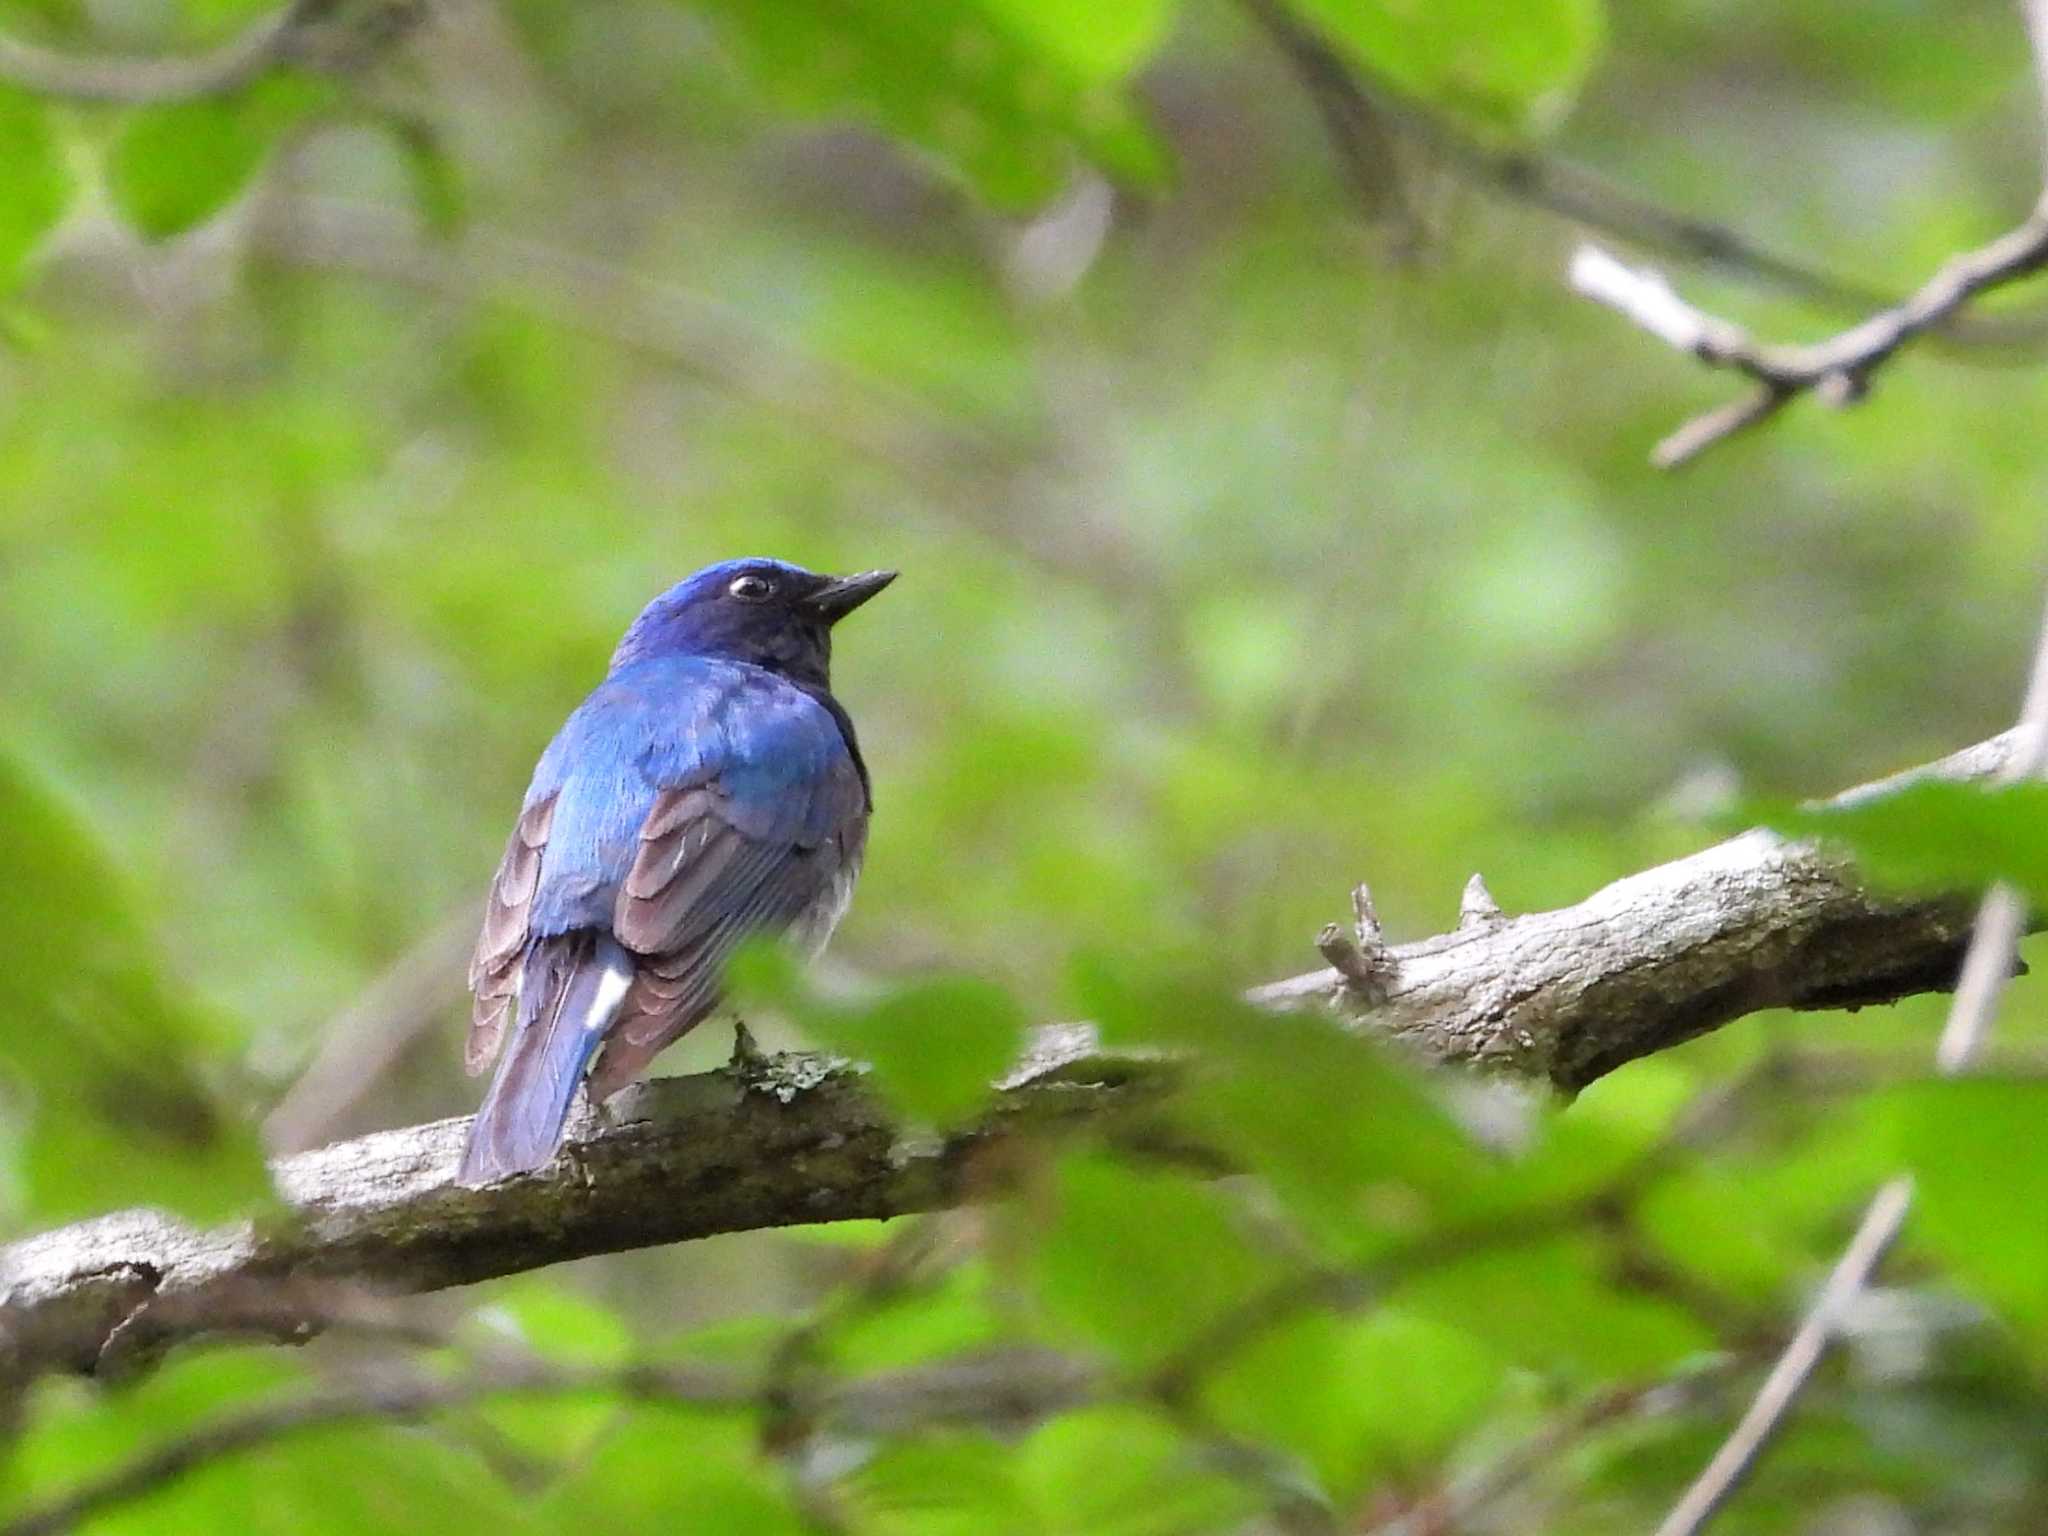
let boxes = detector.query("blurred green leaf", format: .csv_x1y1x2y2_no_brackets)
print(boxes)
1499,1057,1697,1208
456,1279,639,1463
9,1352,542,1536
466,1279,636,1366
1890,1078,2048,1357
107,74,334,239
825,1263,1010,1373
9,1352,306,1505
0,88,68,290
540,1412,805,1530
1295,0,1605,131
847,1433,1034,1536
0,750,268,1224
655,1313,791,1372
1754,780,2048,906
1019,1406,1259,1536
1075,957,1492,1252
0,0,89,37
977,0,1175,78
1393,1234,1713,1380
684,0,1169,205
1201,1308,1505,1504
388,117,467,236
1028,1151,1287,1371
1612,1087,1905,1337
179,0,290,33
164,1428,542,1536
1634,1166,1805,1304
820,976,1025,1123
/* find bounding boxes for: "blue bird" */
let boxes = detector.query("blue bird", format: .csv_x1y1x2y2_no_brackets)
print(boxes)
459,558,894,1184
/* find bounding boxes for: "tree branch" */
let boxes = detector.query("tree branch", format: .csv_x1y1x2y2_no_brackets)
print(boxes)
1570,0,2048,466
1241,0,2048,355
1570,216,2048,466
0,729,2026,1388
1650,1176,1915,1536
1258,728,2025,1085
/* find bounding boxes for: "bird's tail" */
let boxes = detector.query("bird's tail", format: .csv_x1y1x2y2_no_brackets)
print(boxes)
458,931,634,1184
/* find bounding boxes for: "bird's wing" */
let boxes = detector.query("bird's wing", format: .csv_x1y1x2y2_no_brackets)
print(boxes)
462,665,679,1078
465,790,558,1075
589,694,867,1100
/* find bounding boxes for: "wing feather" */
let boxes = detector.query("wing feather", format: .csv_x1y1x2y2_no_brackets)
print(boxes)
465,792,558,1075
586,756,864,1102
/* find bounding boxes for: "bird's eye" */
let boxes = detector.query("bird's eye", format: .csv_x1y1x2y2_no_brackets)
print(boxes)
728,574,775,603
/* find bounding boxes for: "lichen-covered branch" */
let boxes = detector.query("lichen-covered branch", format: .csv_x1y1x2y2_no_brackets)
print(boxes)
0,730,2021,1387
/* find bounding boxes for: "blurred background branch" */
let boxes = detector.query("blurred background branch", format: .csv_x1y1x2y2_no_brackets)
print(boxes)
0,0,425,102
0,0,324,101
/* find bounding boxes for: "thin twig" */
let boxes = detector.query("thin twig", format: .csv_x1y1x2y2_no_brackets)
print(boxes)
1938,576,2048,1069
1572,213,2048,465
1239,0,2048,353
1361,1358,1751,1536
1236,0,1418,248
1650,1177,1914,1536
1571,0,2048,465
1236,0,1872,313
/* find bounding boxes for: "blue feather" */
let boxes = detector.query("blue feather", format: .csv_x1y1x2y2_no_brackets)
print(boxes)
460,932,635,1182
458,560,891,1184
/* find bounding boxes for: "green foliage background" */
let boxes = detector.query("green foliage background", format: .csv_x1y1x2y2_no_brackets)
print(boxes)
2,0,2048,1530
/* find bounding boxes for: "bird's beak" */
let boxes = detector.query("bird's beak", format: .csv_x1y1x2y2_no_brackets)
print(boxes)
806,569,897,623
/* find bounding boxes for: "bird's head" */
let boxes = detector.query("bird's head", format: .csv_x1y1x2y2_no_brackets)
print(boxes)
610,558,896,687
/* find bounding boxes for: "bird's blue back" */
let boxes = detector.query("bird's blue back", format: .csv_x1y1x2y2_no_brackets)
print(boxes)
522,655,860,937
459,557,888,1184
